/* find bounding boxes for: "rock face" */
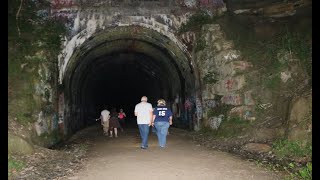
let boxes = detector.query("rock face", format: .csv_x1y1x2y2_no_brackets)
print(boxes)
8,133,34,155
288,94,312,144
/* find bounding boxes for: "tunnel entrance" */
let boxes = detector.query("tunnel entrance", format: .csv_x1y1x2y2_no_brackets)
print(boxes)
59,26,197,135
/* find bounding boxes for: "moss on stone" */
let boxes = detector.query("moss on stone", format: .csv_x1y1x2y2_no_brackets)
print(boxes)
178,11,220,34
8,133,34,155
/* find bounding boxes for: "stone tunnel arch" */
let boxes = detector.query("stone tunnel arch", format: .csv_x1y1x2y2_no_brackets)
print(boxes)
59,25,200,135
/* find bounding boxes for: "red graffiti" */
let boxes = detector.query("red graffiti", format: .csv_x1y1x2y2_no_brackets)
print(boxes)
184,99,193,111
225,79,233,90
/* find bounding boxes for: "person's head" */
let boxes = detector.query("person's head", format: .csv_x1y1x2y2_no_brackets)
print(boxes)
157,99,166,106
120,109,123,112
141,96,148,102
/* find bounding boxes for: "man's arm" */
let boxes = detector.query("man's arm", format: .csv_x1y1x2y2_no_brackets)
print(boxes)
169,116,173,125
148,108,153,126
134,105,138,116
152,115,156,126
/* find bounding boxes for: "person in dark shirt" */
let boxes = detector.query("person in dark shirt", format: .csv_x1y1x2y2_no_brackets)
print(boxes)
109,108,121,137
152,99,173,148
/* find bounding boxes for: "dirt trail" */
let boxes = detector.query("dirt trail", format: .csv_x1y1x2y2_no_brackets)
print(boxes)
63,123,282,180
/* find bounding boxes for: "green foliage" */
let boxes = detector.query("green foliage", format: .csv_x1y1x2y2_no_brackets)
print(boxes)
265,75,281,90
214,117,250,138
194,37,206,52
200,116,250,138
272,139,312,159
284,162,312,180
8,0,66,126
8,155,26,177
203,71,218,84
280,29,312,79
224,22,312,91
8,0,66,77
178,11,220,34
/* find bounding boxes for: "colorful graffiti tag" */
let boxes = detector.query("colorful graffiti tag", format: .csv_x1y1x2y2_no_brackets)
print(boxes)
221,94,242,105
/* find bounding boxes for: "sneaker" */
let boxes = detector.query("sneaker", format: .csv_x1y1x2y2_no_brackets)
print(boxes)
141,146,147,150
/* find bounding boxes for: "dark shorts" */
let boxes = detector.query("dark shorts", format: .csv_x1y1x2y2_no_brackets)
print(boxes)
109,117,121,128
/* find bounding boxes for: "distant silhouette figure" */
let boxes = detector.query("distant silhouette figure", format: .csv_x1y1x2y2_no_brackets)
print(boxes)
118,108,126,132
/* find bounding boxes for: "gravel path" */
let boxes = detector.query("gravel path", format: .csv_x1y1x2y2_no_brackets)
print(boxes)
60,124,283,180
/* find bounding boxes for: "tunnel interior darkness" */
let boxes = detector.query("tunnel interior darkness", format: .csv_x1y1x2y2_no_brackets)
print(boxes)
62,26,195,134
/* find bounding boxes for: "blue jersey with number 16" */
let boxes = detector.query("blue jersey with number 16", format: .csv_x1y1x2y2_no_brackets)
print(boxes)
153,106,173,122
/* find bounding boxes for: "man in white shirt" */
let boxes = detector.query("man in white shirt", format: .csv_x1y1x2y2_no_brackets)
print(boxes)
98,108,110,136
134,96,153,149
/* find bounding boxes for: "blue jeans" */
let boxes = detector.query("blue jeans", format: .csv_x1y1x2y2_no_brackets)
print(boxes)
154,121,170,147
138,124,150,148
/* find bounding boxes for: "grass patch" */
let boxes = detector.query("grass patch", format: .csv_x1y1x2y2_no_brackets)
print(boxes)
200,117,251,138
214,117,251,138
272,139,312,159
265,75,281,90
8,155,26,177
284,162,312,180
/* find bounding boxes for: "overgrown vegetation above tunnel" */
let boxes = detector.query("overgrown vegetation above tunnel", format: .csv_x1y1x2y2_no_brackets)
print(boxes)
8,0,66,148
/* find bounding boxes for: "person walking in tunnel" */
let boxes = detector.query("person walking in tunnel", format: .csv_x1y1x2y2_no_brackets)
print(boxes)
97,107,111,136
152,99,173,148
118,108,126,132
109,108,121,138
134,96,153,149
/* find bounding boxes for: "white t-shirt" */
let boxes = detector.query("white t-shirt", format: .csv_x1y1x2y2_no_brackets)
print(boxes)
134,102,153,124
101,110,110,122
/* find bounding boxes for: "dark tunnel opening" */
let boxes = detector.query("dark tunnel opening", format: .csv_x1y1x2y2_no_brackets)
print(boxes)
61,26,197,135
86,51,177,119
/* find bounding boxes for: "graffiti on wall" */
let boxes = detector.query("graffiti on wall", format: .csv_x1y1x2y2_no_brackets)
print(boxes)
221,94,242,105
229,106,256,121
195,97,202,131
208,114,224,130
204,99,219,108
58,93,65,126
224,79,235,91
179,0,197,8
184,98,193,111
224,76,245,92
